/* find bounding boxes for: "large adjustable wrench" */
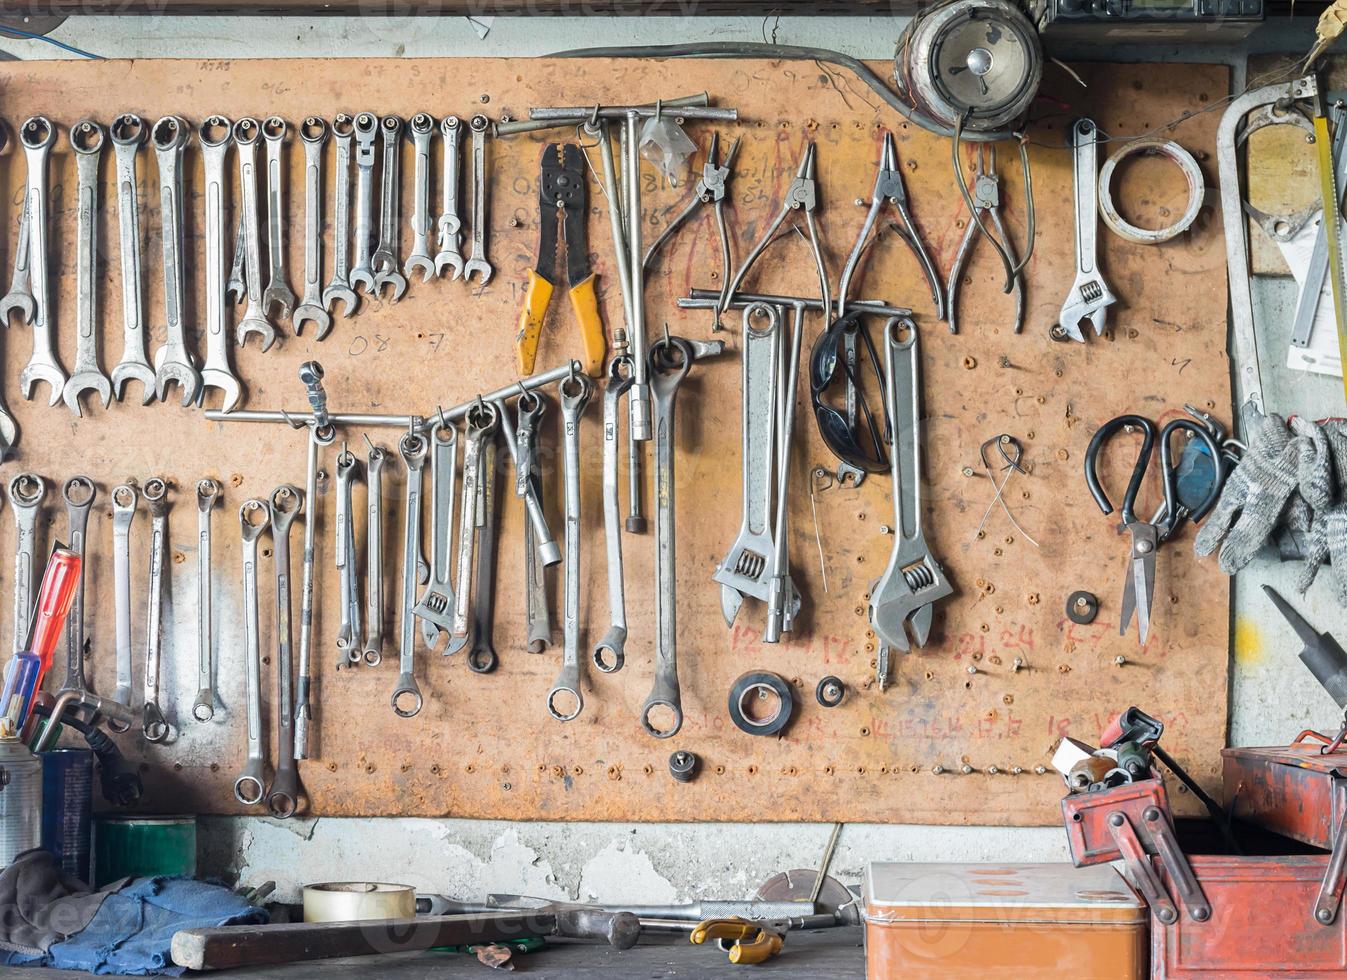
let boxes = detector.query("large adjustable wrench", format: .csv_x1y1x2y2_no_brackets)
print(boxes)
405,112,436,282
18,117,63,406
547,374,593,721
10,473,45,656
362,442,386,666
193,479,220,722
261,117,297,320
434,114,465,279
392,432,428,717
110,114,155,405
268,485,304,818
60,477,97,696
233,118,276,352
594,356,634,673
463,114,493,284
151,117,201,405
199,116,243,413
64,121,111,416
335,445,363,665
322,114,358,319
515,393,550,655
372,114,408,302
235,498,270,806
414,421,457,647
294,116,333,339
110,485,138,729
348,112,378,295
1056,118,1117,343
143,477,171,743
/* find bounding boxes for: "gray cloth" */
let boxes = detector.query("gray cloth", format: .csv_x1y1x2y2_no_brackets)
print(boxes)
0,848,108,958
1299,420,1347,601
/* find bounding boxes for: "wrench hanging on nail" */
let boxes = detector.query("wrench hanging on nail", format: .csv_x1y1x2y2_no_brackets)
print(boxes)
516,393,551,655
392,431,428,717
143,477,171,743
193,479,220,722
415,421,457,648
9,474,45,659
198,116,243,413
405,112,436,282
463,114,494,285
110,484,137,728
151,116,200,406
547,373,593,720
335,445,363,665
64,121,111,417
268,484,304,818
59,477,96,697
594,355,633,673
363,442,386,666
467,422,500,675
434,115,465,280
348,112,378,296
323,114,359,319
262,116,298,321
372,114,408,302
109,114,155,405
18,117,64,406
233,118,277,353
235,498,270,805
294,116,333,339
451,402,499,644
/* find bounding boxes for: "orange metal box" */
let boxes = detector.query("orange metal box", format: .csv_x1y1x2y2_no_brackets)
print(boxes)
862,862,1148,979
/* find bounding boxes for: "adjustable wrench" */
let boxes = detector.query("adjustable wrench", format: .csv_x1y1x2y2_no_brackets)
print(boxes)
143,477,171,743
9,473,44,656
322,114,358,318
60,476,96,695
109,114,155,404
335,445,363,664
547,374,593,720
198,116,243,413
64,121,111,416
467,423,500,675
1056,118,1117,343
18,117,64,406
594,356,634,673
348,112,378,295
268,485,304,818
463,114,493,284
372,114,408,301
233,118,276,352
151,116,200,406
414,422,457,647
294,117,332,338
261,117,297,320
452,403,500,642
434,114,464,279
110,484,137,728
193,479,220,722
404,112,436,282
363,442,386,666
516,394,550,655
392,432,428,717
235,498,270,806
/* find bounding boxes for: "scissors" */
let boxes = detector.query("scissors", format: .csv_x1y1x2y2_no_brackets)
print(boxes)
1084,414,1223,644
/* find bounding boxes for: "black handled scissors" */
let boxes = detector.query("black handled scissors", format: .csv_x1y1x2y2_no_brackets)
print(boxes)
1084,414,1223,644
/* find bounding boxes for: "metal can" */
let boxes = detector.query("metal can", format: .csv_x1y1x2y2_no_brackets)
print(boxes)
93,815,196,887
41,747,93,883
0,735,43,868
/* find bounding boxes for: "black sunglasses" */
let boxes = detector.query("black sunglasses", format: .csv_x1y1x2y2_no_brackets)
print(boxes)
809,309,890,474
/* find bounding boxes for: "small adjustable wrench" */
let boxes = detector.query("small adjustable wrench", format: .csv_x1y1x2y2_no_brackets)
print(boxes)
110,484,138,728
233,118,276,352
372,114,408,301
415,422,457,648
143,478,171,743
268,485,304,818
322,114,358,318
193,479,220,722
198,116,243,413
363,442,386,666
595,356,634,672
1056,118,1117,343
405,112,436,282
516,394,551,655
335,445,363,664
9,473,45,655
261,117,297,320
64,121,111,416
392,432,428,717
294,117,332,338
434,114,464,279
348,112,378,295
18,117,64,406
463,114,493,284
109,114,155,404
60,477,96,696
235,498,270,806
547,374,593,721
151,116,201,405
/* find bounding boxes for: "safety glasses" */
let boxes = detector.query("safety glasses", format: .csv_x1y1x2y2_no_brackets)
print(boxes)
809,310,890,474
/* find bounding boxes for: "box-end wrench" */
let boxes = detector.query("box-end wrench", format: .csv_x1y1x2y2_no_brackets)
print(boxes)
392,432,428,717
18,117,64,406
322,114,358,319
594,356,634,673
109,114,155,405
60,476,96,695
467,424,500,675
363,442,386,666
641,336,693,739
9,473,45,656
463,114,493,285
261,117,297,321
294,117,333,339
451,403,498,643
547,373,593,721
110,484,137,730
348,112,378,296
764,301,805,644
232,118,276,353
198,116,243,414
1056,118,1117,343
150,117,201,406
193,479,220,722
372,115,408,302
434,115,464,280
414,421,457,648
268,485,304,819
334,445,363,665
64,121,111,417
405,112,436,283
235,498,270,806
516,393,551,655
143,477,171,744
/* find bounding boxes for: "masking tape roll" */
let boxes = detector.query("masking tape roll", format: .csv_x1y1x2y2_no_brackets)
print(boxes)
302,881,416,923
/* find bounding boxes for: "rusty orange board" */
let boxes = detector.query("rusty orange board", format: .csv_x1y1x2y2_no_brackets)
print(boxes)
0,58,1230,823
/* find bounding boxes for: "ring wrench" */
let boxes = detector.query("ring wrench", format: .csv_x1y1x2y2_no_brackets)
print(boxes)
392,432,428,717
1056,118,1117,343
434,114,464,279
9,474,44,657
150,116,200,406
594,356,633,672
547,373,593,720
268,485,304,818
109,114,155,404
363,442,386,666
372,114,408,301
193,479,220,721
405,112,436,282
60,476,96,696
233,118,276,352
641,336,693,739
110,484,138,728
516,393,551,655
467,421,500,675
414,421,457,648
143,478,171,743
452,402,499,642
198,116,243,413
335,445,362,664
64,121,111,416
294,116,333,339
18,117,64,406
463,114,493,284
348,112,378,295
235,498,270,806
322,114,359,318
261,117,297,320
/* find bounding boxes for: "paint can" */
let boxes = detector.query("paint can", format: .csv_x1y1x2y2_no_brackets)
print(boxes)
93,815,196,887
0,735,42,868
40,747,93,883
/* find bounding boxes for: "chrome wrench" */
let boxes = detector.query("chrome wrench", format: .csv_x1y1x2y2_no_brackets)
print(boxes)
434,114,464,279
594,356,633,673
60,476,96,695
335,445,362,664
151,116,200,405
515,393,549,654
499,398,561,568
294,116,333,338
463,114,493,284
261,116,297,320
110,114,155,404
235,498,270,806
467,422,500,675
193,478,220,722
198,116,243,413
1056,118,1117,343
0,188,34,327
451,403,498,641
348,112,378,295
143,477,171,743
233,118,276,352
405,112,436,282
18,117,63,405
64,121,111,416
414,421,457,647
268,485,304,818
363,442,386,666
322,114,359,318
110,484,138,727
9,474,44,657
372,114,408,301
765,302,805,643
547,373,593,720
392,431,427,717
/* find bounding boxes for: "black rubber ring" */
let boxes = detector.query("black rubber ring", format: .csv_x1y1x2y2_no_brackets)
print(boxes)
815,676,846,708
1066,590,1100,625
728,671,795,736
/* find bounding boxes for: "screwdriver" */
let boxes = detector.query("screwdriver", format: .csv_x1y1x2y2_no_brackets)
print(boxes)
0,548,81,735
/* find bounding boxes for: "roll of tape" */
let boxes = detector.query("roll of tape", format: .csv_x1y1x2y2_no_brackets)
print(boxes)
1098,137,1205,245
303,881,416,923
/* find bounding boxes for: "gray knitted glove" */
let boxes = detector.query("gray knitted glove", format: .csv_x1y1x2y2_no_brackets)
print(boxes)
1298,421,1347,601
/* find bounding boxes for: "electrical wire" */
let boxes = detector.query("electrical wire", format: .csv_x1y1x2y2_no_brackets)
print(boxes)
0,25,102,60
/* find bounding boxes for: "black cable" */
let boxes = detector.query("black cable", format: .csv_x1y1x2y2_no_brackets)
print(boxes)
1153,744,1242,856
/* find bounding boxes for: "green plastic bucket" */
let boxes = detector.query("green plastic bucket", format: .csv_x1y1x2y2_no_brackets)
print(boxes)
93,815,196,887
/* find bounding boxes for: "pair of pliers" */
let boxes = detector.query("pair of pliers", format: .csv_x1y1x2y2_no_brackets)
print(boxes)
644,132,740,325
946,145,1024,335
516,143,607,377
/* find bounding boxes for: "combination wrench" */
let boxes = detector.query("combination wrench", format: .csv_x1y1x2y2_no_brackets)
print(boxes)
372,114,408,301
151,116,201,406
467,420,500,675
335,445,363,665
235,498,270,806
392,431,428,717
64,121,111,416
193,479,220,722
516,393,551,655
594,355,634,673
198,116,243,413
294,116,333,338
433,114,464,279
18,117,64,406
109,114,155,404
321,114,358,318
1056,118,1117,343
261,117,297,320
268,485,304,818
9,473,45,656
463,114,493,284
110,484,138,729
451,402,499,644
363,442,386,666
0,191,35,327
414,421,457,648
348,112,378,295
405,112,436,282
60,477,96,696
233,118,276,352
547,373,593,721
143,477,171,743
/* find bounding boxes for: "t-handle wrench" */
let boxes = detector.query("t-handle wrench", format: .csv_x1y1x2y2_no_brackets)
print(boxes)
261,116,297,321
363,442,386,666
110,485,138,728
235,498,270,806
268,485,304,818
392,431,428,717
64,121,111,417
143,477,171,744
198,116,243,413
294,116,333,338
60,476,96,696
193,479,220,722
9,474,45,659
322,114,359,318
547,373,593,721
110,113,155,405
233,118,276,352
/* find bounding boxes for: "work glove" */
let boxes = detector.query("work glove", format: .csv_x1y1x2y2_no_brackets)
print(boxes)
1194,413,1304,573
1298,420,1347,602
